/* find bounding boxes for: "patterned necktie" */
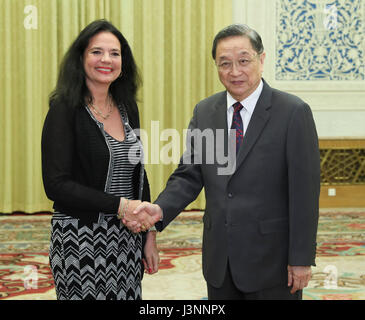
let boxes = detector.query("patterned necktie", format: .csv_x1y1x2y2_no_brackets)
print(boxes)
231,102,244,154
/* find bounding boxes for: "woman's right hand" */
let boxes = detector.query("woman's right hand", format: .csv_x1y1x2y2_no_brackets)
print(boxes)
119,198,155,232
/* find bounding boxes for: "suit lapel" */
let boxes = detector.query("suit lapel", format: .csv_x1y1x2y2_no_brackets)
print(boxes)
208,91,232,182
232,80,273,176
204,84,272,180
210,91,228,132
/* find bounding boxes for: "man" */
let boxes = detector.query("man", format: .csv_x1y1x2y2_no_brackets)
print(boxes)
130,24,320,300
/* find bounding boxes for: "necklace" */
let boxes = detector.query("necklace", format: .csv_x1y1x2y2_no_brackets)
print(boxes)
89,95,113,120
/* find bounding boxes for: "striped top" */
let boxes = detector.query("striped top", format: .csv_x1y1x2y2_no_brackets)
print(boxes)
105,111,141,200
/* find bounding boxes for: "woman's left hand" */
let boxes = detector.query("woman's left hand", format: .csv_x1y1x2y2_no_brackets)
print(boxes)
143,231,160,274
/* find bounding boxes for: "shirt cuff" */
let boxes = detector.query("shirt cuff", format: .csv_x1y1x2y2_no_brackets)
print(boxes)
159,208,163,221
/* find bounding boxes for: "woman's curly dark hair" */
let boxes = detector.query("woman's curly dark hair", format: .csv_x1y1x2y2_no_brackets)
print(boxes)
50,19,141,110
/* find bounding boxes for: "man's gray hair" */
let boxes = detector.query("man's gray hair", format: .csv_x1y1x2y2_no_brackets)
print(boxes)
212,24,264,59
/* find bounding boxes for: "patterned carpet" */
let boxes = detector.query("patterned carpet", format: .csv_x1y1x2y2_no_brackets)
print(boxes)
0,210,364,300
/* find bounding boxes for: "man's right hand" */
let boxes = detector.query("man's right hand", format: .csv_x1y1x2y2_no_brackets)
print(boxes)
122,202,162,233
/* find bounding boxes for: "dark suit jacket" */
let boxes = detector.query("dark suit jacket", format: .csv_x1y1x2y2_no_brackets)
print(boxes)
155,80,320,293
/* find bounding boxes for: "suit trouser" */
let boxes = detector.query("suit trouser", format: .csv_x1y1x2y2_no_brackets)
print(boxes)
207,261,302,300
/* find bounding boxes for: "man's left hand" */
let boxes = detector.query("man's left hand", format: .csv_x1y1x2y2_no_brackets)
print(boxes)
287,265,312,294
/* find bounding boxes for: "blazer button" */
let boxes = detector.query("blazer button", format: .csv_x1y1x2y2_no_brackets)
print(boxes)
228,193,233,198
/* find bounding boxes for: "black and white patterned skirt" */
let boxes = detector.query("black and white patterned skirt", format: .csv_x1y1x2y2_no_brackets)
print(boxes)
49,213,142,300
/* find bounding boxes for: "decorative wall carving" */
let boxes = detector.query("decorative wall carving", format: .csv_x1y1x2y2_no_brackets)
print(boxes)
320,148,365,184
276,0,364,80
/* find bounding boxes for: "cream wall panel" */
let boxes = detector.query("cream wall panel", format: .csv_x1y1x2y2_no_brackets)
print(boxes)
313,110,365,137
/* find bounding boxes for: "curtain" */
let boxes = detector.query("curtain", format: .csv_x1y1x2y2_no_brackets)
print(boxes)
0,0,232,213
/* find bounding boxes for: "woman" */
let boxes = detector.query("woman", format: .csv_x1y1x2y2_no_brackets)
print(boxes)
41,19,159,300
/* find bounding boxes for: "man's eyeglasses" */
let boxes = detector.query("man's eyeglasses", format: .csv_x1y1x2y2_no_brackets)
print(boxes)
216,53,259,71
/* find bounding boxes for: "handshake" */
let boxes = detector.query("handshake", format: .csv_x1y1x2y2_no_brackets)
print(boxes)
118,198,163,233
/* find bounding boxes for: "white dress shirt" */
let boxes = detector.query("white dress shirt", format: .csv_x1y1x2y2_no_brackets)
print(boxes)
226,80,263,135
